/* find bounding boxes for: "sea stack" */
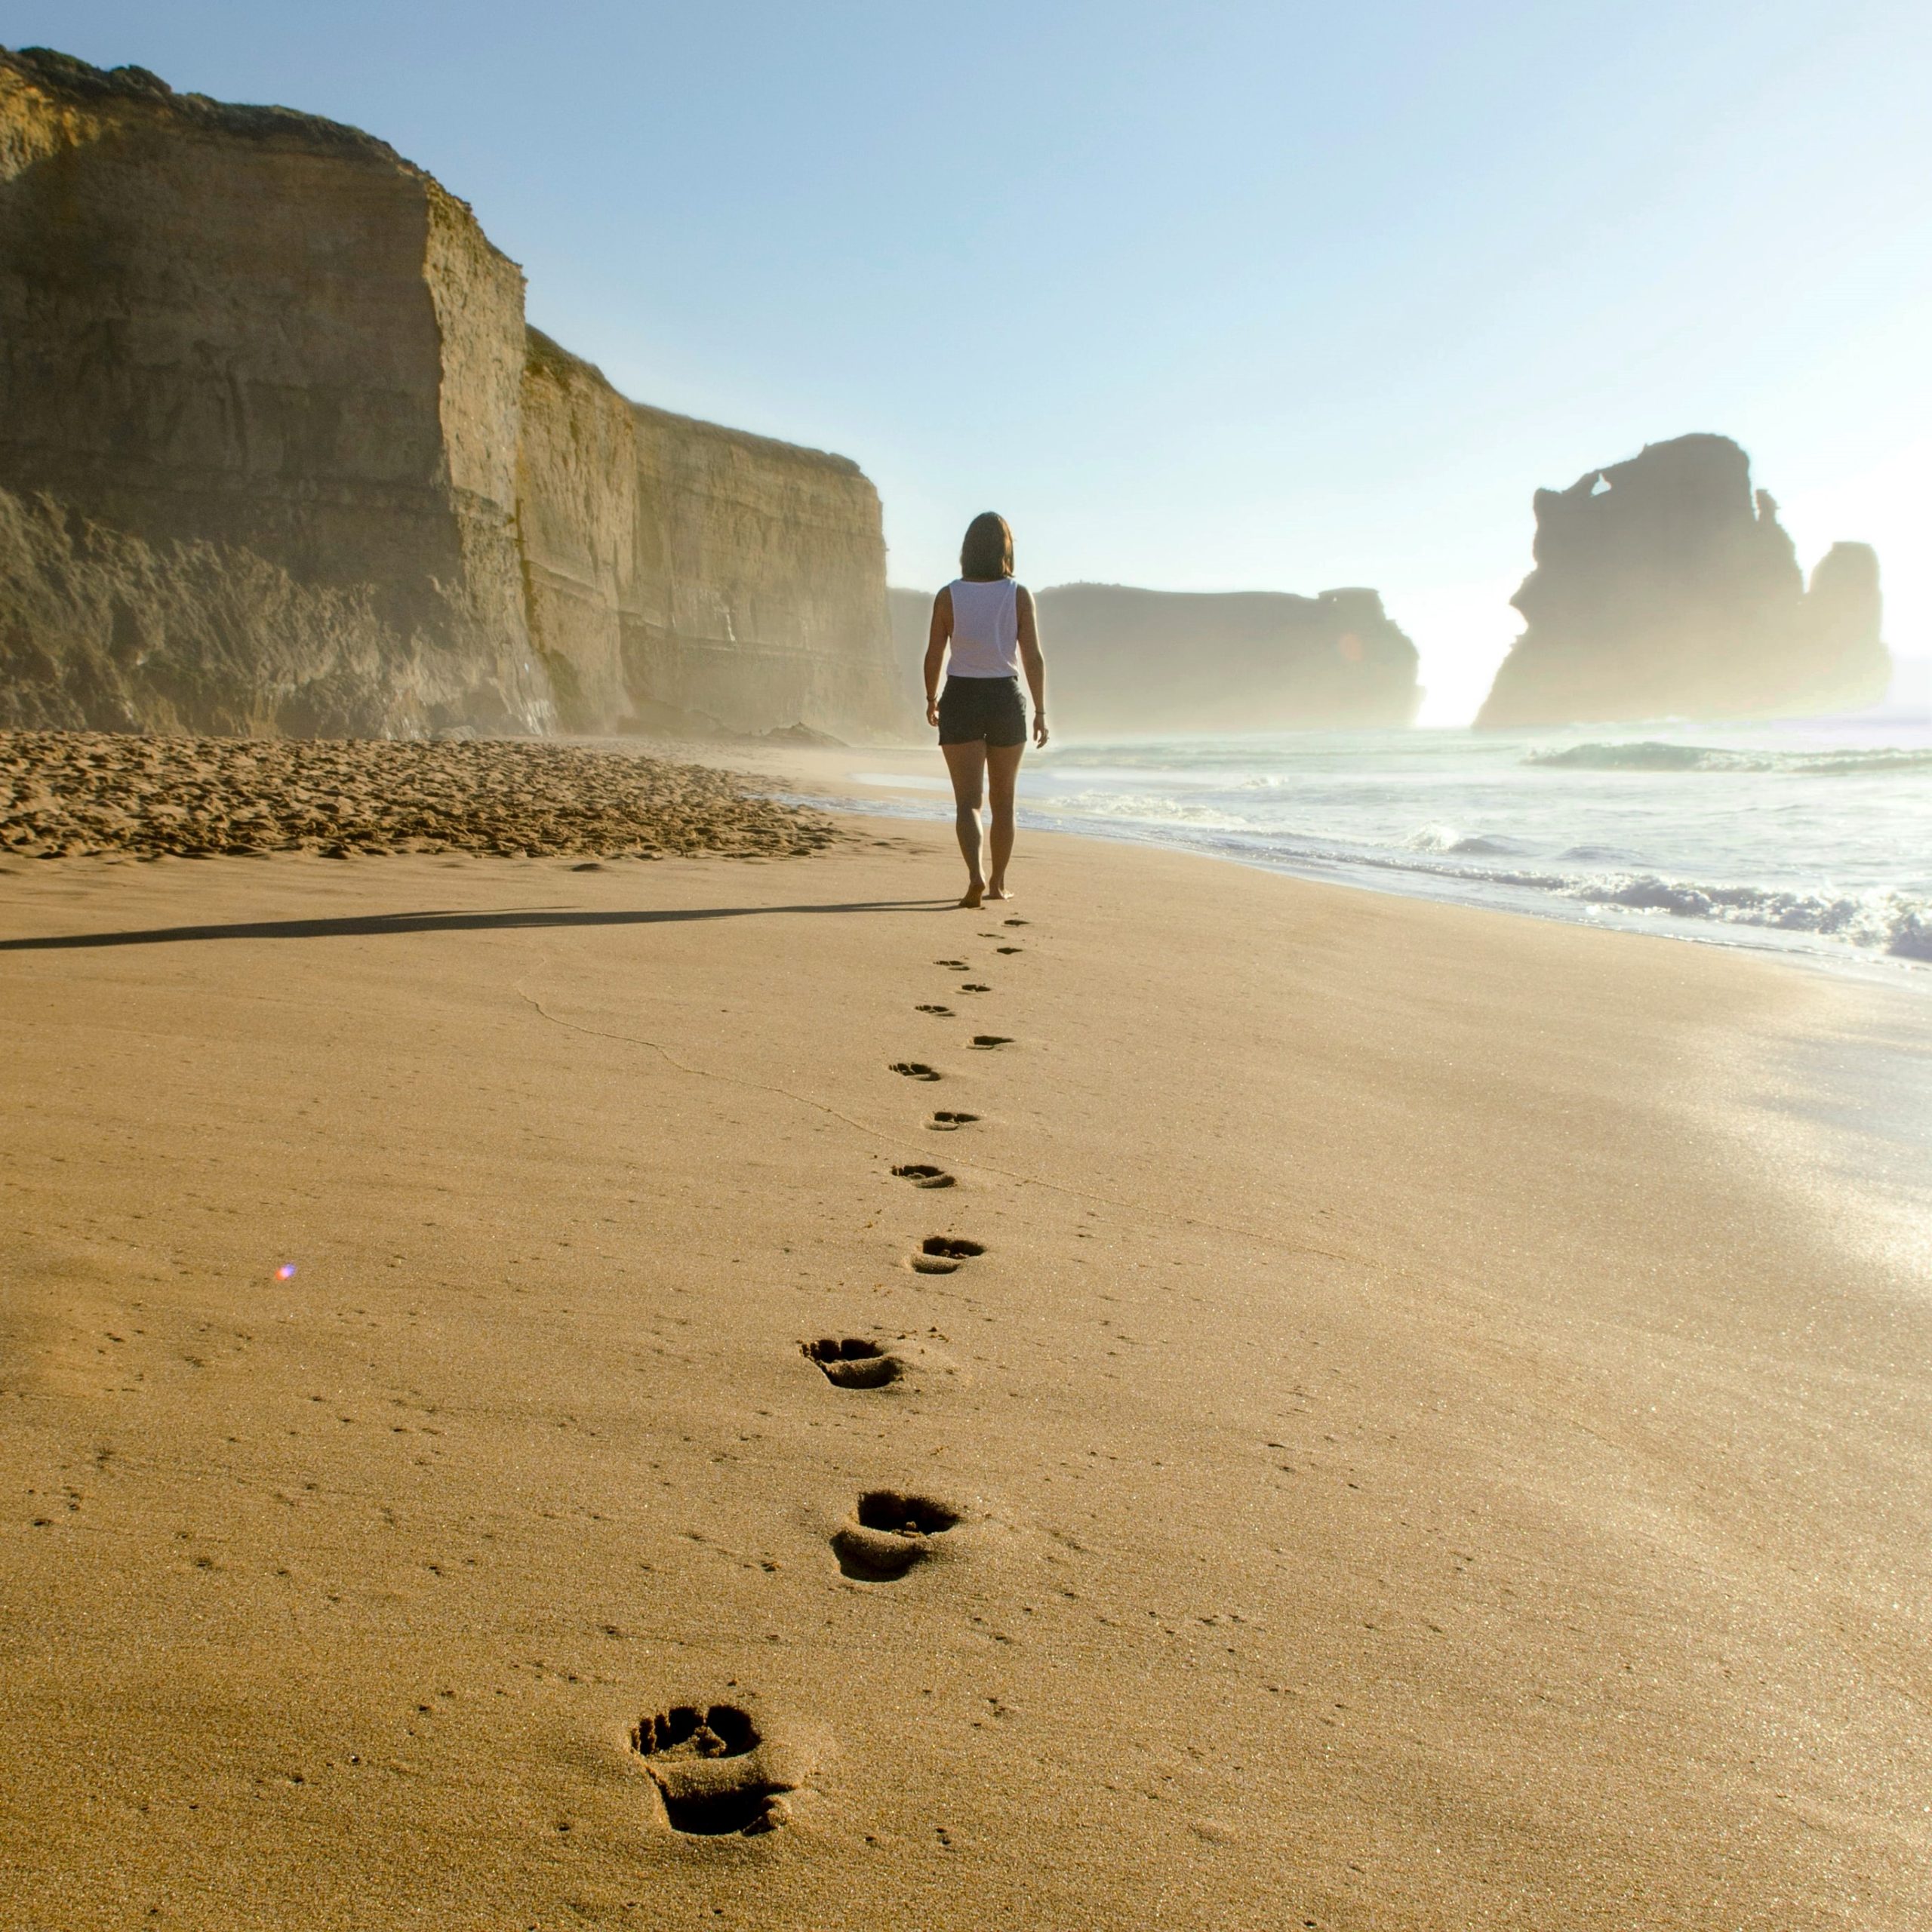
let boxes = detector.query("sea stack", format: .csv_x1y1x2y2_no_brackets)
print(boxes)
0,47,902,740
1476,434,1890,729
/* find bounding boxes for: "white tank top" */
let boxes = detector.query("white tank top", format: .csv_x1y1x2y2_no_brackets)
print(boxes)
946,577,1021,678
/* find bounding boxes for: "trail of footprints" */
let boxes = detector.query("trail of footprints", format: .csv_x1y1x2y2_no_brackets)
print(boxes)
635,917,1033,1836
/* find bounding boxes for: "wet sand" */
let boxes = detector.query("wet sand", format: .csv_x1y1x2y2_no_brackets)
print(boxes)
2,814,1929,1929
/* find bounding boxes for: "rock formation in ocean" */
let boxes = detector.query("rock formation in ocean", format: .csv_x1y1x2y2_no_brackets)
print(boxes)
1477,435,1890,729
0,47,902,740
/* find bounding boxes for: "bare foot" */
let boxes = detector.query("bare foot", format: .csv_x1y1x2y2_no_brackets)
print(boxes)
986,883,1013,901
958,881,986,909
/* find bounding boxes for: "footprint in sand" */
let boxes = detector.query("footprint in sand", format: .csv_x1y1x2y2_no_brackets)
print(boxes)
971,1035,1014,1050
935,958,970,970
928,1110,980,1133
1003,918,1029,927
832,1490,963,1580
800,1332,962,1392
891,1062,942,1081
801,1337,903,1389
995,946,1023,955
892,1162,956,1189
958,983,991,994
912,1235,984,1274
915,1004,953,1016
631,1703,814,1835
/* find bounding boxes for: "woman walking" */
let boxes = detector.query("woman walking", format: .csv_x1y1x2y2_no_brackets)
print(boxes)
924,512,1048,908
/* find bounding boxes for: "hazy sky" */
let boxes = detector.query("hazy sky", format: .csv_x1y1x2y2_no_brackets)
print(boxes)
14,1,1931,721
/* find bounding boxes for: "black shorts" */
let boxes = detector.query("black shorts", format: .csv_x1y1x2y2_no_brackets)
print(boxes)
937,675,1027,747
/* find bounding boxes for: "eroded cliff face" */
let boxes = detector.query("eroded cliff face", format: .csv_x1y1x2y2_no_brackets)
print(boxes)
888,586,933,688
516,331,902,737
887,585,938,733
0,48,900,741
1029,583,1420,735
625,401,900,737
0,47,549,737
515,331,641,732
0,485,459,736
1477,435,1890,728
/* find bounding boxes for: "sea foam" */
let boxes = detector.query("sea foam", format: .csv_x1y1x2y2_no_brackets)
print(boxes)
1527,740,1932,777
822,721,1932,977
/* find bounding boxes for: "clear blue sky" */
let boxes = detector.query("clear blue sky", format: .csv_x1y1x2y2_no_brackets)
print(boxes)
13,1,1930,721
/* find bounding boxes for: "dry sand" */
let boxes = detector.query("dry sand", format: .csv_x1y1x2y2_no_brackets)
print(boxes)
2,794,1929,1928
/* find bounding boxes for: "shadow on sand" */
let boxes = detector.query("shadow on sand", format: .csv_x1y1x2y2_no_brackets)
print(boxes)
0,899,952,952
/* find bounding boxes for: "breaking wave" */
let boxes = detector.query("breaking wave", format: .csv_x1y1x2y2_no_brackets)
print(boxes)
1404,823,1523,856
1291,847,1932,960
1558,875,1932,959
1527,740,1932,777
809,721,1932,977
1024,806,1932,961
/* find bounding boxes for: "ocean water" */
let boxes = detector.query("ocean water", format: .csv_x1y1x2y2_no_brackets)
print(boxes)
844,716,1932,980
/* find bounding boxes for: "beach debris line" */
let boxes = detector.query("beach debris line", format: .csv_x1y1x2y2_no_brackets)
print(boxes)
831,1490,963,1580
0,730,836,861
629,1702,811,1836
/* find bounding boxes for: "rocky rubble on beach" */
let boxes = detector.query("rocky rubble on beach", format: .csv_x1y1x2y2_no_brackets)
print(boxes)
0,731,836,861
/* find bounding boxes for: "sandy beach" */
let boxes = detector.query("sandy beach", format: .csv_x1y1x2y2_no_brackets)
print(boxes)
2,771,1929,1929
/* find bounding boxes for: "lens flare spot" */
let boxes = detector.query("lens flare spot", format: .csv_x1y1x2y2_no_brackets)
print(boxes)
275,1263,297,1281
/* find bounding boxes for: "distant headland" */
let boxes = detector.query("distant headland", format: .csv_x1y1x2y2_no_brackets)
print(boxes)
890,584,1420,735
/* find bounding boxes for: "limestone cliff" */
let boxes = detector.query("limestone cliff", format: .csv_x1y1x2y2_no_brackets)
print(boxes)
0,484,487,736
515,331,643,733
517,331,901,737
888,586,937,721
1477,435,1890,728
0,46,546,736
1031,583,1419,735
626,398,900,737
0,48,900,740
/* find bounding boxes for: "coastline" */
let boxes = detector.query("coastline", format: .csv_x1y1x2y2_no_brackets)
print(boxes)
3,814,1929,1927
712,732,1932,989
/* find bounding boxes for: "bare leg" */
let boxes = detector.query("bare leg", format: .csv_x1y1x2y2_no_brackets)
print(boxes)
984,740,1024,899
941,740,989,907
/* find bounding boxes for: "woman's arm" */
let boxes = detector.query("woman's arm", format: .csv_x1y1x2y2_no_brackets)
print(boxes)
1017,586,1048,746
923,586,952,729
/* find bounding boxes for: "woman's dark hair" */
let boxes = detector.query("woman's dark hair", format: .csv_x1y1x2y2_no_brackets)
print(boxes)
959,512,1014,581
